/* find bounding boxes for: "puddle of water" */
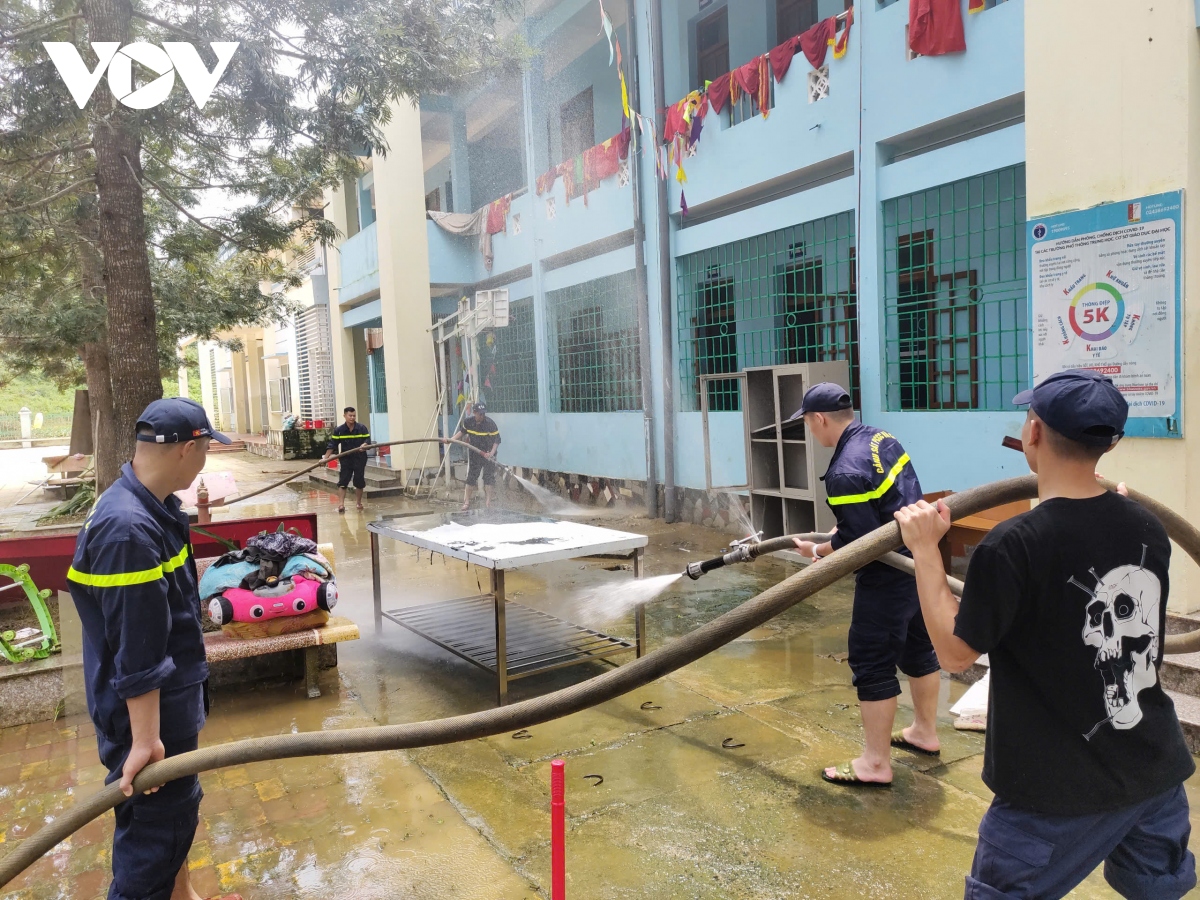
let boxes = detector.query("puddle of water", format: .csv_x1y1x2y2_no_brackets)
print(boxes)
511,474,591,516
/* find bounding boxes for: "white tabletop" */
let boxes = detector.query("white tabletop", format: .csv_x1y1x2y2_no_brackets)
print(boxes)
368,510,648,570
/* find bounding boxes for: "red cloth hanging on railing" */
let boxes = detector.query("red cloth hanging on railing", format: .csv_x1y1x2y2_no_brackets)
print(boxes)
909,0,966,56
799,16,838,70
769,36,800,82
706,71,733,114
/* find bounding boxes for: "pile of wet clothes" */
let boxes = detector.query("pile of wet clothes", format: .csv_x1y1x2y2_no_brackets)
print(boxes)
199,531,338,626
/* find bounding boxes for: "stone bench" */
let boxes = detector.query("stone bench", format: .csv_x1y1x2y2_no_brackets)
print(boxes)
204,615,359,698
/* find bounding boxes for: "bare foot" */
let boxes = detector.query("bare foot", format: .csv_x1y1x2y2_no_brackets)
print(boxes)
824,756,892,784
900,724,940,754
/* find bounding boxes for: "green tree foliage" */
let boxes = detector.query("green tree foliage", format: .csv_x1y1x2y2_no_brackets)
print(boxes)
0,0,521,489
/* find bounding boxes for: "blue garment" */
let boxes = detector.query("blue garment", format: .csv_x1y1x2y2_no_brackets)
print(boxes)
98,732,202,900
966,784,1195,899
848,578,940,702
823,421,924,584
822,422,935,701
197,558,257,600
280,555,329,580
68,463,208,743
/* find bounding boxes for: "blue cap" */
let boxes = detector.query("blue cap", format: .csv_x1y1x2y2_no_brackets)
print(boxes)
786,382,852,423
473,400,486,412
135,398,231,444
1012,369,1127,447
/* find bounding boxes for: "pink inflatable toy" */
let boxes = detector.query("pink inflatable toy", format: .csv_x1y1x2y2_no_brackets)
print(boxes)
208,573,337,626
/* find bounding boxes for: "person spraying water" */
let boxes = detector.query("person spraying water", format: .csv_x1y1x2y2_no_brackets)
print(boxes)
452,402,501,511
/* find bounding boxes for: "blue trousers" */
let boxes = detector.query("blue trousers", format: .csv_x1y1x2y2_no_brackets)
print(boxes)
966,784,1196,899
848,578,940,702
97,733,203,900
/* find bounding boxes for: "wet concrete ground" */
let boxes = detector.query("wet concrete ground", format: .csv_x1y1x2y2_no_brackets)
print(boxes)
2,451,1199,898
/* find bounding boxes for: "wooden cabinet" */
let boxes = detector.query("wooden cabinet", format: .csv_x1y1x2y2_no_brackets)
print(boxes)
742,361,849,540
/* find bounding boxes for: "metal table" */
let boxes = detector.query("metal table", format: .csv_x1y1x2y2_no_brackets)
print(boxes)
368,509,649,704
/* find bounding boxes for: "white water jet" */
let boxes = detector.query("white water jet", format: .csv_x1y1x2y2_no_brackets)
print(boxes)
720,492,755,538
551,573,683,626
512,474,591,516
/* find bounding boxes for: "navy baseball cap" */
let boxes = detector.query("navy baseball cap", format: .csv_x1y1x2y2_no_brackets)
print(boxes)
135,397,231,444
785,382,852,423
1013,369,1127,447
473,401,487,412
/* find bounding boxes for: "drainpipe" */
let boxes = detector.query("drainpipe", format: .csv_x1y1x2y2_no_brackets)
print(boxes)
649,0,677,523
625,0,658,520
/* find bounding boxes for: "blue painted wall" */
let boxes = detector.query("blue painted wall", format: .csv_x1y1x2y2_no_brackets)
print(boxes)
340,0,1031,496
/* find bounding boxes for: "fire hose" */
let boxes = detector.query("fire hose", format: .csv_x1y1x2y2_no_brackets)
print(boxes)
3,473,1200,887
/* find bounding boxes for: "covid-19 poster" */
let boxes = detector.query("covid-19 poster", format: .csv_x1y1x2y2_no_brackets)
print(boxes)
1028,191,1183,438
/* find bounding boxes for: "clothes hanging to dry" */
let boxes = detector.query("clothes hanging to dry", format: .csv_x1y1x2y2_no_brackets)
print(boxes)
706,72,733,114
799,17,838,70
909,0,966,56
485,195,512,235
426,207,494,271
769,36,800,83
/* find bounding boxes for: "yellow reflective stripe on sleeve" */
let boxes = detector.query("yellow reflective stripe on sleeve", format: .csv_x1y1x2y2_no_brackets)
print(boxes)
826,453,911,506
67,544,190,587
161,544,190,573
465,429,500,436
339,433,371,439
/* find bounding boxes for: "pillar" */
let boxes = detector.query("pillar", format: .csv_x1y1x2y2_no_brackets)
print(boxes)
449,110,472,214
1026,1,1200,611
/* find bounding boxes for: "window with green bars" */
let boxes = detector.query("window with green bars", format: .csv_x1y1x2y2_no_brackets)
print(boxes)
882,164,1027,412
479,297,538,413
368,347,388,414
546,270,642,413
677,211,858,413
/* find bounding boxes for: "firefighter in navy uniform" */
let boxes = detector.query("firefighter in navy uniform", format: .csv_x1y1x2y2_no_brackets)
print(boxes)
788,383,942,787
68,398,242,900
453,401,501,510
321,406,371,513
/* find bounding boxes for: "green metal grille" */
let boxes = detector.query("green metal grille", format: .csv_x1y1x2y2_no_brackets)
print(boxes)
882,164,1027,411
369,347,388,414
547,270,642,413
677,211,857,412
480,297,538,413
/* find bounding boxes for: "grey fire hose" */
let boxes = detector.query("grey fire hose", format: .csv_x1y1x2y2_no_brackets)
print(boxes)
2,474,1199,887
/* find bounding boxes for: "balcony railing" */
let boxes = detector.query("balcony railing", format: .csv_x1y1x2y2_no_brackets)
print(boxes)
338,221,379,304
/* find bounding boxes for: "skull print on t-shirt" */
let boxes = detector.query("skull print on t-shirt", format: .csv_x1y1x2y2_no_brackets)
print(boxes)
1074,545,1161,738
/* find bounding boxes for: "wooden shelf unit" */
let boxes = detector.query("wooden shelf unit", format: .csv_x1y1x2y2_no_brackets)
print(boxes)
742,361,850,541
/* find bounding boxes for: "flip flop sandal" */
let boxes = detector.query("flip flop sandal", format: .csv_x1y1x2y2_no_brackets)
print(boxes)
890,730,941,756
821,761,891,788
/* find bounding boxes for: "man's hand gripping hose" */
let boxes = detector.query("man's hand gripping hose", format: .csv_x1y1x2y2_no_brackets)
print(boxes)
6,474,1200,887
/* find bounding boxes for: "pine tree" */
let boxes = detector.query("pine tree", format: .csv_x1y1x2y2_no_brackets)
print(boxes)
0,0,520,489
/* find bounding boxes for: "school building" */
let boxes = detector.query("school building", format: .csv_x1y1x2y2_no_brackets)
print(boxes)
318,0,1200,608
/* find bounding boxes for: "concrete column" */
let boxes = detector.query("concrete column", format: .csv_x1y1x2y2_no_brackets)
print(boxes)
19,407,31,448
449,110,472,214
1026,0,1200,611
373,97,439,475
198,342,216,425
325,183,364,420
230,351,251,436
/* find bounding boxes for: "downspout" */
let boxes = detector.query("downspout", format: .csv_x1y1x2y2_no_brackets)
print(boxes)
625,0,658,519
649,0,677,523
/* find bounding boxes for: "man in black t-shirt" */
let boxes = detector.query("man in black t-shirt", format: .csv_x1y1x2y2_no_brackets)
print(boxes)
896,369,1195,900
453,401,501,510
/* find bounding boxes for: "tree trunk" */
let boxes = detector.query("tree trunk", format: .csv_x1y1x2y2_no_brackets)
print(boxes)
82,0,163,472
81,342,120,491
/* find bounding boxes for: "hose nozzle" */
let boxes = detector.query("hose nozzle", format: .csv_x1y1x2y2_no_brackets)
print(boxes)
682,544,755,580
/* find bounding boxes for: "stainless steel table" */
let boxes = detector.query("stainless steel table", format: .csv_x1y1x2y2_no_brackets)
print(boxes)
368,509,649,704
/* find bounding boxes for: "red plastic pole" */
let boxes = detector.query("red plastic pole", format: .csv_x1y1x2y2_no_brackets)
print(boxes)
551,758,566,900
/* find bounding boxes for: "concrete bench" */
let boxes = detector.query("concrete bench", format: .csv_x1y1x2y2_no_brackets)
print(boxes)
195,543,358,698
204,615,359,698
